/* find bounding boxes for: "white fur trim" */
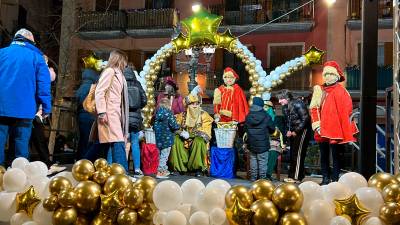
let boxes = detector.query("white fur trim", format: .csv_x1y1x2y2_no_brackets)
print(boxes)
323,66,340,78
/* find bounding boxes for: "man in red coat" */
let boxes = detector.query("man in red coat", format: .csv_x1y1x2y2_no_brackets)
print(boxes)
310,61,358,184
213,67,249,123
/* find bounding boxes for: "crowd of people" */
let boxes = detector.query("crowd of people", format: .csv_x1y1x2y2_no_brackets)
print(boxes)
0,28,357,184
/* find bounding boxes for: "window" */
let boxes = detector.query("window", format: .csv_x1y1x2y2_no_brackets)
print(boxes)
357,42,393,66
145,0,173,9
96,0,119,12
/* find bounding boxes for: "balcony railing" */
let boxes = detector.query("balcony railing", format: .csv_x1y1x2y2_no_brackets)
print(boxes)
77,10,126,32
346,66,393,90
208,0,314,26
126,8,178,29
348,0,392,20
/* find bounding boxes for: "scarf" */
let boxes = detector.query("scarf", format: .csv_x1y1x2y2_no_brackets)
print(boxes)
185,105,202,128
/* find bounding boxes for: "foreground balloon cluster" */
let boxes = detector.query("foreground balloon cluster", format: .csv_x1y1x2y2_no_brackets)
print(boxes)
1,158,400,225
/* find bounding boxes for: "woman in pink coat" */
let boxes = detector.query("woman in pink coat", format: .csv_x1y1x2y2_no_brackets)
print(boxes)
95,50,129,170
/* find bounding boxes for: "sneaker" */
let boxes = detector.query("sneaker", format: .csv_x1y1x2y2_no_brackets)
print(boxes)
133,169,144,178
48,164,67,175
156,171,169,179
283,178,300,183
164,170,171,176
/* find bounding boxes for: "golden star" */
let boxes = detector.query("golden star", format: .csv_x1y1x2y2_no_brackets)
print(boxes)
226,198,254,225
304,46,325,65
334,194,371,225
181,7,222,46
16,186,41,217
216,29,237,50
172,33,190,53
100,190,124,221
82,54,100,71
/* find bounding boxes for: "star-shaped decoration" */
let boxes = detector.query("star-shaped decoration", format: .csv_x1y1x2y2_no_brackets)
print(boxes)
16,186,41,217
225,198,254,225
82,54,101,71
304,46,325,65
100,190,124,221
181,7,222,46
334,194,371,225
216,29,237,50
172,33,190,53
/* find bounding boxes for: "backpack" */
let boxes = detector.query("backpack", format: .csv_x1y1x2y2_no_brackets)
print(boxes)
83,72,115,116
128,85,141,110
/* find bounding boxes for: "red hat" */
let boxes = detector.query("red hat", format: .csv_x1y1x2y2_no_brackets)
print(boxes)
223,67,239,79
323,61,345,82
164,76,178,90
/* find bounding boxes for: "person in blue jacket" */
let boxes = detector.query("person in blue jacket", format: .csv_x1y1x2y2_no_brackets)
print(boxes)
0,28,51,166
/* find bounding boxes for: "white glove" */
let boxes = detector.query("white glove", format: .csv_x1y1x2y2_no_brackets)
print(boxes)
232,121,239,125
214,114,220,123
138,131,144,140
316,127,321,135
180,130,190,139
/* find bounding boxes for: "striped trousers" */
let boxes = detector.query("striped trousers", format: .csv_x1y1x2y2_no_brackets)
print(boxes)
288,128,311,181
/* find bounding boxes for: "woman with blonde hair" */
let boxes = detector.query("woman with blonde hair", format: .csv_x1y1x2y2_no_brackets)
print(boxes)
94,50,129,170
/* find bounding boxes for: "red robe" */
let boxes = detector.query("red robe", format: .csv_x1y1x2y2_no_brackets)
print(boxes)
214,84,249,123
310,84,358,144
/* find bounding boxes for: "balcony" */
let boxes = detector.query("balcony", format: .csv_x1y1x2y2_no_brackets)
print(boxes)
77,8,178,40
208,0,315,34
345,66,393,91
347,0,392,30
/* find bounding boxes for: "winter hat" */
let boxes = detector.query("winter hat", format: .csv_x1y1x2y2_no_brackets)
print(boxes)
252,97,264,107
223,67,239,79
323,61,345,82
164,76,178,90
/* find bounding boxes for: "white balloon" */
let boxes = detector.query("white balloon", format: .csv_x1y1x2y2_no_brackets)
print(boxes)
260,70,267,77
12,157,29,170
323,182,352,203
355,187,384,217
3,168,27,192
299,181,323,212
304,199,335,225
363,217,387,225
206,179,231,194
32,203,52,225
24,162,46,179
262,93,271,101
181,179,205,204
255,65,262,72
10,212,30,225
255,60,262,66
164,210,187,225
153,211,167,225
32,161,48,177
338,172,368,193
196,187,225,213
29,176,50,199
189,211,210,225
330,216,351,225
177,204,192,220
55,171,78,187
263,80,272,88
143,65,150,72
209,208,226,225
0,191,17,222
22,222,37,225
153,180,183,211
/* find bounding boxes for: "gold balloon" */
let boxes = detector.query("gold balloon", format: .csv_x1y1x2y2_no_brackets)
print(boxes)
288,67,294,74
43,195,59,211
216,29,236,50
150,75,157,81
253,74,259,80
58,189,76,208
172,33,190,52
244,59,250,65
368,172,397,192
249,87,257,95
382,183,400,203
149,69,155,75
138,203,156,221
74,181,102,214
16,185,41,217
52,207,78,225
280,73,287,79
72,159,95,181
109,163,126,175
75,215,90,225
149,62,155,67
252,81,259,87
155,65,161,72
249,76,254,82
277,80,283,85
145,74,151,81
279,212,307,225
226,185,254,209
94,158,108,171
250,199,279,225
272,183,303,212
100,190,124,221
395,173,400,183
118,208,138,225
91,213,113,225
334,194,370,225
103,174,131,195
133,176,157,203
232,48,239,54
226,198,254,225
0,173,3,190
379,202,400,224
250,179,276,200
304,46,325,65
237,52,244,59
82,54,101,71
255,94,262,98
271,81,277,87
123,186,144,209
93,171,110,185
0,165,5,174
249,62,256,68
49,176,73,195
245,65,251,72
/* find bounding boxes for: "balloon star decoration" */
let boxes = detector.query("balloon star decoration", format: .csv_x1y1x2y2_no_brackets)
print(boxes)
16,186,41,217
334,194,370,225
304,46,325,65
226,198,254,225
82,53,104,72
100,190,124,221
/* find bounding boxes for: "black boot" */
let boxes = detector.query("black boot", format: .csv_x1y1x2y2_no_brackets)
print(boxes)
320,177,330,185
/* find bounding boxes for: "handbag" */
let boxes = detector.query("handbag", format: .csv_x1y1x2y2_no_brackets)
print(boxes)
83,70,115,116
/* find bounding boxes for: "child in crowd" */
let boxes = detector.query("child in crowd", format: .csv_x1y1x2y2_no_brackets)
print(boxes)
244,97,275,181
154,98,180,178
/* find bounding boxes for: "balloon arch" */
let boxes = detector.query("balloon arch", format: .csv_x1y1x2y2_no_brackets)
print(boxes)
137,7,325,128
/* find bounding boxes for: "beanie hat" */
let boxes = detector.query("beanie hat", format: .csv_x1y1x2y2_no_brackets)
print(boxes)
252,97,264,107
323,61,345,82
223,67,239,79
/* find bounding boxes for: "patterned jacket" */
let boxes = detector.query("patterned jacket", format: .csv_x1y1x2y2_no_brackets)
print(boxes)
154,107,180,150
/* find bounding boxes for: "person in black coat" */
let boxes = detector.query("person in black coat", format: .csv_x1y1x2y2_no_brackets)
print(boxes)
124,65,147,176
277,89,311,182
244,97,275,181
